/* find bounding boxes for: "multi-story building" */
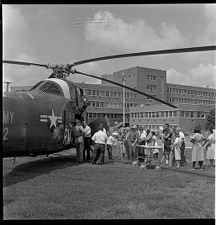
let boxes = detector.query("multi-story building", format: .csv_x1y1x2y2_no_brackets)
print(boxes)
166,83,216,105
78,83,138,125
102,66,167,105
10,66,216,128
130,103,214,133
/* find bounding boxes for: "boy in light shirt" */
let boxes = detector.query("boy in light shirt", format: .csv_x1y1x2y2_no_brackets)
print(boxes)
106,132,118,160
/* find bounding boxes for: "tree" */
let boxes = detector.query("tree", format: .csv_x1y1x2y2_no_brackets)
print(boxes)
206,107,215,131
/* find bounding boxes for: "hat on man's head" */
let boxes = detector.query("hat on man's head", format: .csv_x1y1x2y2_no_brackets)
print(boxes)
132,125,137,129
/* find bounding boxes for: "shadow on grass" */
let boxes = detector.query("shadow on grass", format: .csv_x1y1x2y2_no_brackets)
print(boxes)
3,155,79,187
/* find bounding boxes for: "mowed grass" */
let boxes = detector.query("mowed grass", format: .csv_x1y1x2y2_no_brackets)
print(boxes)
3,143,215,219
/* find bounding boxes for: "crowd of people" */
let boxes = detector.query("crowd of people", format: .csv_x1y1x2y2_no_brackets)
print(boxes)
72,119,215,170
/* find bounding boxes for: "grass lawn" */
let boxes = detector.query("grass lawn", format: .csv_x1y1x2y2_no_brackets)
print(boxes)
3,143,215,219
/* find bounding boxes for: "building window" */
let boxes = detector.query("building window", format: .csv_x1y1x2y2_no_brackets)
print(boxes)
161,111,164,117
99,102,105,108
181,111,184,117
82,89,88,95
145,112,148,118
100,91,110,97
185,111,189,117
190,112,194,118
156,112,159,118
110,92,118,98
149,112,152,118
118,103,123,108
92,90,96,96
152,112,155,118
140,112,144,118
92,101,96,107
173,111,177,117
169,111,172,118
89,113,92,118
197,112,201,118
166,111,169,118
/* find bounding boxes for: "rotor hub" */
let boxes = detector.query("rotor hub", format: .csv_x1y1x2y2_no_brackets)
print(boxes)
47,64,76,79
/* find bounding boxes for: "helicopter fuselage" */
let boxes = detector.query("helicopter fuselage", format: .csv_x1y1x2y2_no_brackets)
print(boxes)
3,78,86,157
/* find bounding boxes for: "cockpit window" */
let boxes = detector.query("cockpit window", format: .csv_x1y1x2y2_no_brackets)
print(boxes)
39,81,64,97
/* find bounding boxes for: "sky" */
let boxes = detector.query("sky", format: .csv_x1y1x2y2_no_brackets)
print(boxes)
2,4,216,88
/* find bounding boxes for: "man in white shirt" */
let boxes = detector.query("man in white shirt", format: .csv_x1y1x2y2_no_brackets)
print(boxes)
83,121,92,161
91,124,108,165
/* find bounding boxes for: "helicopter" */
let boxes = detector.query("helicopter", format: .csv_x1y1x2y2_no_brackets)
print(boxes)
3,45,216,158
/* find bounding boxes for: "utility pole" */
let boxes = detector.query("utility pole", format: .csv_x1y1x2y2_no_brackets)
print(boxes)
122,74,126,127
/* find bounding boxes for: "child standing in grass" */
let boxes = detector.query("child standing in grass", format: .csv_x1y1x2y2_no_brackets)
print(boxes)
173,132,181,168
190,128,206,171
106,132,117,160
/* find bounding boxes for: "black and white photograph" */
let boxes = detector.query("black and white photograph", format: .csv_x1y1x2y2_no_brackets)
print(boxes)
3,4,216,219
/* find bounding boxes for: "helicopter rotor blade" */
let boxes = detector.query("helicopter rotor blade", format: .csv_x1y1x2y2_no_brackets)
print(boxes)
74,70,178,109
3,60,48,68
73,45,216,66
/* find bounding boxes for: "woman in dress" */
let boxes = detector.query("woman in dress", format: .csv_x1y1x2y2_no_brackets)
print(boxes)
190,128,206,170
206,129,215,167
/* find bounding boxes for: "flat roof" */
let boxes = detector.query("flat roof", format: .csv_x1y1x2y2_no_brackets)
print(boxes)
167,83,216,91
130,103,214,112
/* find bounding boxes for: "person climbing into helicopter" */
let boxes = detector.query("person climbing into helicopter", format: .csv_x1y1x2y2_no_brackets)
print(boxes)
73,119,85,163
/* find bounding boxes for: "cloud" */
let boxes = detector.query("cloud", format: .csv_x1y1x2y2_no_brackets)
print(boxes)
189,63,216,87
193,4,216,45
182,4,216,62
84,10,186,52
3,5,29,59
167,68,191,85
202,4,216,44
3,5,28,32
167,63,216,88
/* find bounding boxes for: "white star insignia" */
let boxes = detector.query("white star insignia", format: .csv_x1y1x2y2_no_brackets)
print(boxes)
48,109,58,129
40,110,62,129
